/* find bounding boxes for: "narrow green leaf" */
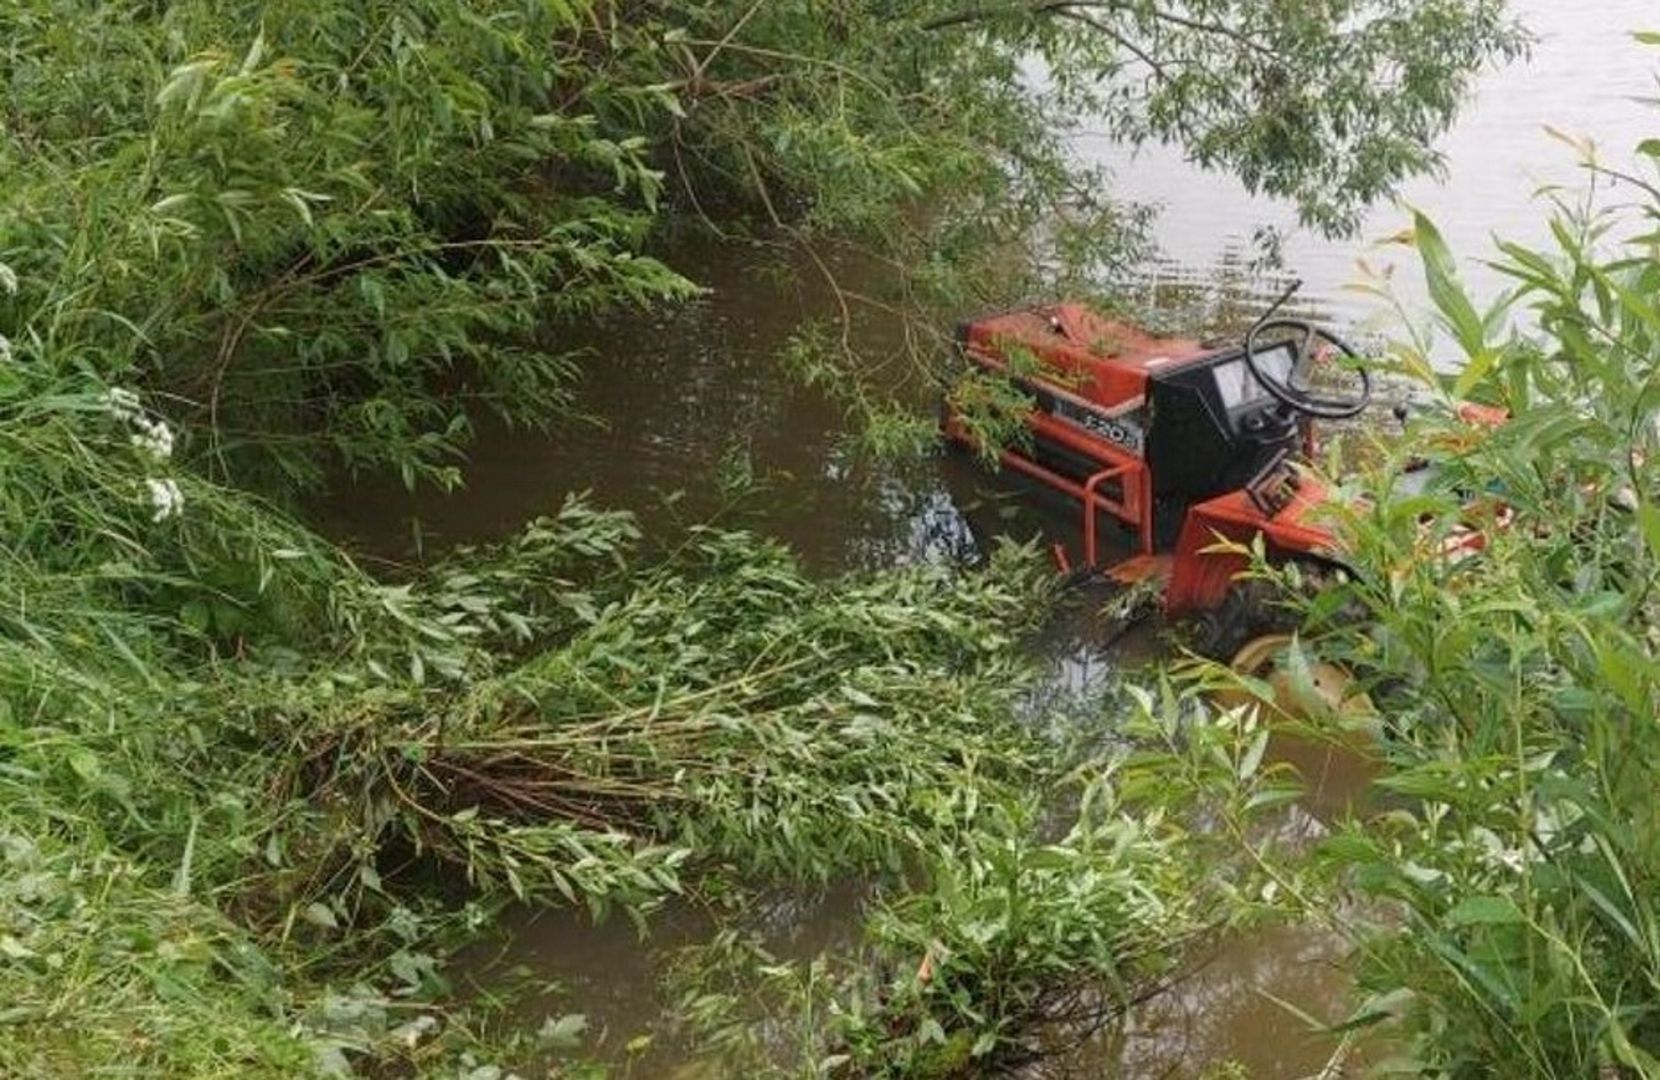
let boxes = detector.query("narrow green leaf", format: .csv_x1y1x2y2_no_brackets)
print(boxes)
1414,210,1486,357
303,902,339,930
1444,895,1524,926
1637,502,1660,561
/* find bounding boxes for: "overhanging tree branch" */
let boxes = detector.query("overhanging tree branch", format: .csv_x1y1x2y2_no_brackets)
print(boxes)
920,0,1074,31
1050,8,1174,87
922,0,1278,61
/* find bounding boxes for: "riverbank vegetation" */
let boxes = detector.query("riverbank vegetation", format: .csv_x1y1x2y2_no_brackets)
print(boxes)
1265,165,1660,1071
13,1,1646,1077
0,367,1294,1073
3,0,1524,487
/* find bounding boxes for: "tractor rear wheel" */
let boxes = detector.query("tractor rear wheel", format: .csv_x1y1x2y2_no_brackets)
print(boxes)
1224,633,1367,722
1190,557,1353,662
1191,575,1304,662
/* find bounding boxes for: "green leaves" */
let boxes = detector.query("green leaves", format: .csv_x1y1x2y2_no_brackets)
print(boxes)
1414,210,1489,361
4,0,701,488
1029,2,1526,235
1444,895,1525,927
1277,111,1660,1079
0,3,1573,1076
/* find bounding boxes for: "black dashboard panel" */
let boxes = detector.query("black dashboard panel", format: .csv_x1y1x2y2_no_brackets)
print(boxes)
1211,346,1294,411
1144,345,1300,512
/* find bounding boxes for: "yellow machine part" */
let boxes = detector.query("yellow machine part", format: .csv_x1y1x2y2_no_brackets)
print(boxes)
1219,633,1373,723
1214,634,1379,818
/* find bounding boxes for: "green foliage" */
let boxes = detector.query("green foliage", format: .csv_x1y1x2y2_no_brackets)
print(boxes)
0,0,1522,487
2,0,696,489
651,679,1296,1077
0,2,1538,1075
919,0,1528,235
0,830,316,1077
278,531,1058,926
1262,113,1660,1075
0,356,1080,1072
842,757,1245,1073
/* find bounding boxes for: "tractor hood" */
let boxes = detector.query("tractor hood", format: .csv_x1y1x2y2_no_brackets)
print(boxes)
957,304,1219,413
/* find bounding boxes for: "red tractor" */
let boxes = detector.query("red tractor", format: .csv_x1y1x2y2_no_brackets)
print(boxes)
940,288,1378,658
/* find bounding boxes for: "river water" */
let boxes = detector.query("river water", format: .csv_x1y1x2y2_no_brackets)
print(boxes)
1105,0,1657,329
328,4,1658,1075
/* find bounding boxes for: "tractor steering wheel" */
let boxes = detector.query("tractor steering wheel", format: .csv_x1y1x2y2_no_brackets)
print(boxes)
1244,318,1372,421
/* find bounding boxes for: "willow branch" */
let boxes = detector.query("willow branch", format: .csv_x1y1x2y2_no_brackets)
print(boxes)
923,1,1279,62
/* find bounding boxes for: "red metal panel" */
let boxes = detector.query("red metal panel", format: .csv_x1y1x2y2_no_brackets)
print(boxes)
1024,409,1139,467
1164,484,1336,613
962,305,1214,412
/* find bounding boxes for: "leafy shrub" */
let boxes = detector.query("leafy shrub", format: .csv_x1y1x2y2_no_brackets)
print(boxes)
0,0,1525,486
1272,118,1660,1075
0,360,1075,1072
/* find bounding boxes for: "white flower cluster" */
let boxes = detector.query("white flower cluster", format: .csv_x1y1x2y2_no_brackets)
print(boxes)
104,386,143,423
103,386,173,460
130,414,175,461
105,386,185,521
146,477,185,522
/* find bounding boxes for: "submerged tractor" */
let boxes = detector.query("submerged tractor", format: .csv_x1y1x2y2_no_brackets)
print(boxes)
940,288,1381,660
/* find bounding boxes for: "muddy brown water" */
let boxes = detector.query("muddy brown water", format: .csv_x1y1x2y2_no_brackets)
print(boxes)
325,6,1656,1075
326,241,997,574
